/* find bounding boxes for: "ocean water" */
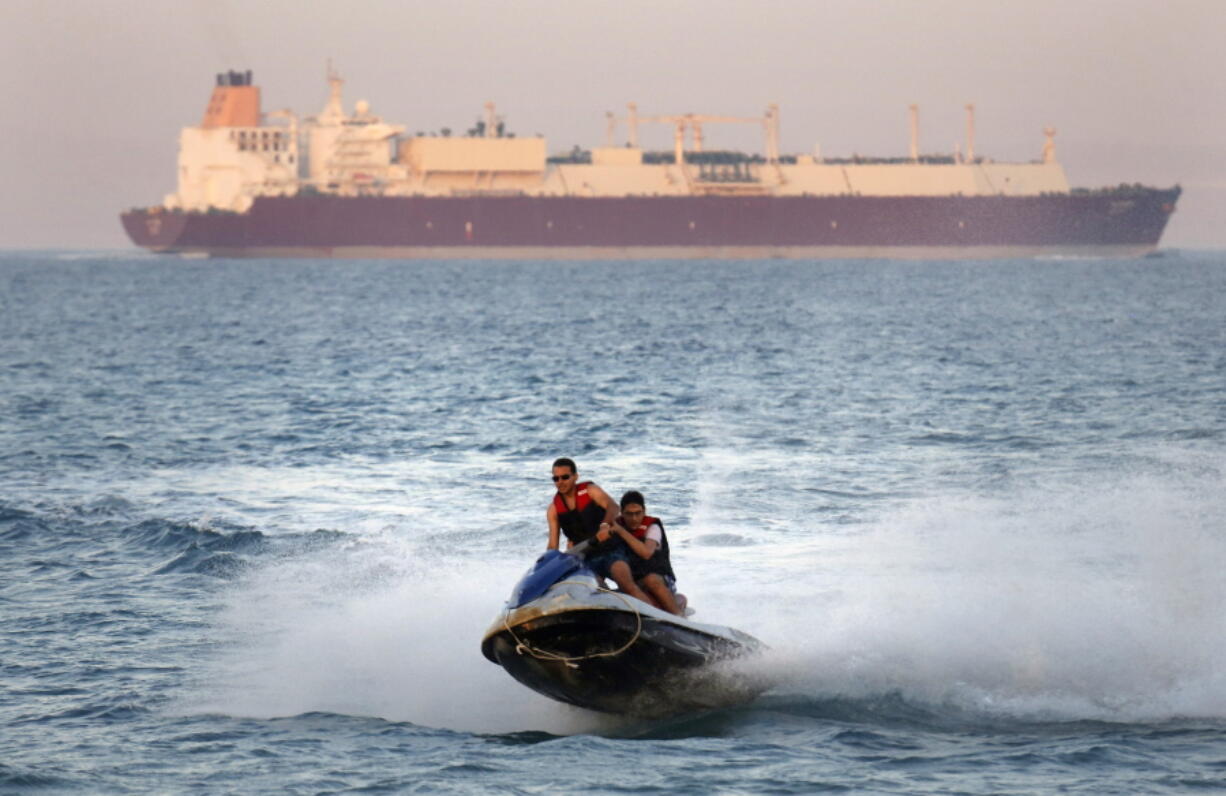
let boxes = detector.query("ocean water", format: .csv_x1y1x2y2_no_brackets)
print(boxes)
2,249,1225,793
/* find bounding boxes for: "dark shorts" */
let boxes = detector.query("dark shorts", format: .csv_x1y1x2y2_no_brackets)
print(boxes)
585,545,630,579
629,554,672,584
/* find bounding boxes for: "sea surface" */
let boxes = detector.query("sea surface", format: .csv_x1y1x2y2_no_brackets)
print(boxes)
2,249,1225,794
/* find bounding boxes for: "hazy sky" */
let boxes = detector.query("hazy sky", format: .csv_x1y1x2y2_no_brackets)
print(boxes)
2,0,1223,248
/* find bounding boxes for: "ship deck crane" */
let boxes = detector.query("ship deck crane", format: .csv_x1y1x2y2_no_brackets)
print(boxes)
607,104,782,168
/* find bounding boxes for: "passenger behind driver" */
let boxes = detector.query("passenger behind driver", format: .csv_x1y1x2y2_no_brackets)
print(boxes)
604,490,683,616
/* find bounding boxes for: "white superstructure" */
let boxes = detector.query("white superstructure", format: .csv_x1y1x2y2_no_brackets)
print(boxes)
164,70,297,212
160,69,1071,213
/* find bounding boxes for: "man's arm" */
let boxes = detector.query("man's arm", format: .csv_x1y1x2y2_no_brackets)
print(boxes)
546,504,560,550
589,483,620,522
611,523,659,560
588,483,621,541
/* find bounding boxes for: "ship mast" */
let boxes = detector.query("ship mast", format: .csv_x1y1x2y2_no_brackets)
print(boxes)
909,104,919,162
484,101,498,138
1042,127,1058,163
965,103,976,162
319,60,345,124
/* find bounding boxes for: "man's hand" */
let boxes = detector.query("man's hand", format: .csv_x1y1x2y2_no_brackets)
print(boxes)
595,522,612,542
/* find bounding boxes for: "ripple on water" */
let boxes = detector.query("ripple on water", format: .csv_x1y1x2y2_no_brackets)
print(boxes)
2,252,1226,793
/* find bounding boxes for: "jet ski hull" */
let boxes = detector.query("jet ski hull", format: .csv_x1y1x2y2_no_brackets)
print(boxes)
481,561,768,717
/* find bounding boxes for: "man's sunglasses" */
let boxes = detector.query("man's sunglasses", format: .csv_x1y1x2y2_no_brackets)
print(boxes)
551,473,573,482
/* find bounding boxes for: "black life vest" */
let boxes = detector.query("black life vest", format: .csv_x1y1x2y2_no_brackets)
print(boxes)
622,514,675,580
552,481,606,545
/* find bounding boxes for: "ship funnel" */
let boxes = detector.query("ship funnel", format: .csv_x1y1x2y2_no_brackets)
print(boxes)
203,69,260,128
214,70,253,88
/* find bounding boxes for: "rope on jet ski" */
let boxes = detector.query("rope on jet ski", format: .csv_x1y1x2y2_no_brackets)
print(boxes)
503,581,643,669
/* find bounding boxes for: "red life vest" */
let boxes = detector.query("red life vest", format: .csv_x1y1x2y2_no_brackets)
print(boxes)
625,515,662,540
618,515,674,580
552,481,605,544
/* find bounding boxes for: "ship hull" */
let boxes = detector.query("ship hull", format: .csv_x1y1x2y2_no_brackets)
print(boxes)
121,189,1180,259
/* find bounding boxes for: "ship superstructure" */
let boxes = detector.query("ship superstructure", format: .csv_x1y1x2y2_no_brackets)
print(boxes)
125,69,1179,259
169,70,297,212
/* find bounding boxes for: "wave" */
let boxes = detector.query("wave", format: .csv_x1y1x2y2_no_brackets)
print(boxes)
133,523,353,578
615,690,1226,748
0,504,49,542
0,764,78,789
1,496,356,585
152,547,252,579
51,249,154,262
123,518,268,554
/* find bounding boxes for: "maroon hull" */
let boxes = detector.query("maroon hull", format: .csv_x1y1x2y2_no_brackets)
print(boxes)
121,188,1180,258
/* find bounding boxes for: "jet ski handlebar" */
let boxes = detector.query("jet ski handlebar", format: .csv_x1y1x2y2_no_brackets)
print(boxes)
504,535,615,608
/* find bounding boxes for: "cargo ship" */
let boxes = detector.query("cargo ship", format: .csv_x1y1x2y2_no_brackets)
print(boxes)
121,69,1180,259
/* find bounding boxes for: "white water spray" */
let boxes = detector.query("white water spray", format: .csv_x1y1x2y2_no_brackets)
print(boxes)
752,460,1226,722
174,451,1226,731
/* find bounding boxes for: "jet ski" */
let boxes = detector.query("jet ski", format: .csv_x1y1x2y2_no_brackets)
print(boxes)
480,543,769,717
